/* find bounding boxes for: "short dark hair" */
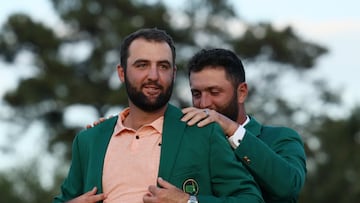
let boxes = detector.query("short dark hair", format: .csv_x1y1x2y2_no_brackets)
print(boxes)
187,48,245,87
120,28,176,69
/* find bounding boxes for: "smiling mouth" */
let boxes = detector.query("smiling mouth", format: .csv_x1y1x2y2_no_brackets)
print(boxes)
143,85,161,96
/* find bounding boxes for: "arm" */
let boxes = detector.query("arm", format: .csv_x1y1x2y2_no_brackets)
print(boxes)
53,136,85,202
54,135,106,203
143,178,190,203
66,187,106,203
182,107,306,200
235,127,306,200
196,124,263,203
145,121,264,203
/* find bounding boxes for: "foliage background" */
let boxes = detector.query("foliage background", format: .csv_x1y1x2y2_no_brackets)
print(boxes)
0,0,359,202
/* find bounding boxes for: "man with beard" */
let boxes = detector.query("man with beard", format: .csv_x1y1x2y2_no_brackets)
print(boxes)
181,48,307,203
53,28,264,203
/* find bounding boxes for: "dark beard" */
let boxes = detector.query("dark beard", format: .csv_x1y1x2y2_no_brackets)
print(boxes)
217,90,239,122
124,76,174,112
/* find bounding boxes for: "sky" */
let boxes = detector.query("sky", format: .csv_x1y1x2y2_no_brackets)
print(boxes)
236,0,360,112
0,0,359,184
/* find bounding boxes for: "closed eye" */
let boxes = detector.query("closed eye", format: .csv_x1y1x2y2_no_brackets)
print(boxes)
191,90,201,98
209,91,220,96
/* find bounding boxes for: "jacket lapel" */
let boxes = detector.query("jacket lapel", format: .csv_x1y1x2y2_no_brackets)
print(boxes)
92,116,118,193
158,104,187,181
244,116,262,137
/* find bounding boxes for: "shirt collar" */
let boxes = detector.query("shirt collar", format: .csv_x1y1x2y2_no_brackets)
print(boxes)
114,107,164,136
241,115,250,127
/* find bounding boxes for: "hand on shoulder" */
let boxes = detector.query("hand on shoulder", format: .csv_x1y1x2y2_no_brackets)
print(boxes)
86,116,114,129
181,107,239,136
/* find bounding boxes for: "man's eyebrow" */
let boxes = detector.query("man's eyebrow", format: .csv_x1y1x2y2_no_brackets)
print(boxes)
157,60,172,66
131,59,172,66
191,86,222,92
205,86,225,93
132,59,149,65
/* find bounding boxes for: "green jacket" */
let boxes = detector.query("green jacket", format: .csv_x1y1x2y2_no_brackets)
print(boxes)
234,117,306,203
54,104,264,203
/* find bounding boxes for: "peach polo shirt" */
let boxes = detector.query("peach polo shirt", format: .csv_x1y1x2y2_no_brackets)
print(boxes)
102,108,163,203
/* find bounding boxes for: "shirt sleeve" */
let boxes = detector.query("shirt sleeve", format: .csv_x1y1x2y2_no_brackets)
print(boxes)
228,126,246,149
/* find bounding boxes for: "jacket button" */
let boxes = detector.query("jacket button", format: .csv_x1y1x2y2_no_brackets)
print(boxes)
243,156,251,165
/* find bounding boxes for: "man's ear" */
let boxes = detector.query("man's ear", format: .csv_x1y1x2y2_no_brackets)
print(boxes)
237,82,248,103
117,64,125,82
173,65,177,81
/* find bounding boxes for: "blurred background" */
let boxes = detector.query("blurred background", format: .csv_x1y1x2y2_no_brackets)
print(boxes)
0,0,359,202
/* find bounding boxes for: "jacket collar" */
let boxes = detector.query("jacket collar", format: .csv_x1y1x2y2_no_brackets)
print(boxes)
244,116,262,137
157,104,187,180
94,104,185,190
91,116,118,193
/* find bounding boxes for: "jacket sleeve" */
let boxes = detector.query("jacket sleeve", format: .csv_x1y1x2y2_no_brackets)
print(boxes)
197,124,264,203
53,135,84,203
234,127,306,200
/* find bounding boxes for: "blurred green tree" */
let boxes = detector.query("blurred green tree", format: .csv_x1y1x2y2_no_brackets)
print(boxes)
299,106,360,203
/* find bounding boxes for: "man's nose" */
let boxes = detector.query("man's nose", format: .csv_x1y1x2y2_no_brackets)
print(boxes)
199,95,211,108
147,66,159,80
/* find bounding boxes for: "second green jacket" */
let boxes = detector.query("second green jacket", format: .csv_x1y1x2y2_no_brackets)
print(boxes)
235,117,307,203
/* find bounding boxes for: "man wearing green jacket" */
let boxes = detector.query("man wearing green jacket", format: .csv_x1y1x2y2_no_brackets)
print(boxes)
182,48,307,203
53,28,264,203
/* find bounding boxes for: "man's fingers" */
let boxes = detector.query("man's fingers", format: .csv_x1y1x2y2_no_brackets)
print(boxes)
181,109,207,124
181,107,196,113
196,117,213,127
148,185,158,195
85,187,97,195
181,108,214,127
89,193,107,202
181,108,197,121
147,177,176,196
85,187,107,201
157,177,176,189
87,116,115,129
67,187,106,203
93,117,105,126
143,193,156,203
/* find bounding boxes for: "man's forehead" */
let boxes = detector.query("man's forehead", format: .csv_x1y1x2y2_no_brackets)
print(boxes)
190,69,227,82
129,38,171,52
128,39,173,62
191,85,224,92
190,69,233,90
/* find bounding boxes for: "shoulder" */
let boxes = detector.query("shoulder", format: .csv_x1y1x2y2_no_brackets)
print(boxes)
263,125,299,136
261,125,304,145
188,121,224,134
76,116,118,141
164,104,226,137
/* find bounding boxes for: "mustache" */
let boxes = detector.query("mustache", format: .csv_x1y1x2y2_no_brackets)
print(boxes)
141,81,163,89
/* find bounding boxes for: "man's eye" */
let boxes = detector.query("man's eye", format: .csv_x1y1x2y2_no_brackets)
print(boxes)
159,64,170,70
137,63,147,68
192,92,201,98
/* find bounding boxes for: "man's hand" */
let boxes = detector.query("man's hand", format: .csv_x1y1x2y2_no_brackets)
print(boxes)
86,116,113,129
143,177,189,203
66,187,106,203
181,107,239,136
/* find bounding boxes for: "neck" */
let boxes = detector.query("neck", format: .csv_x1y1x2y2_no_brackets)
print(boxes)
124,103,168,130
236,106,247,125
